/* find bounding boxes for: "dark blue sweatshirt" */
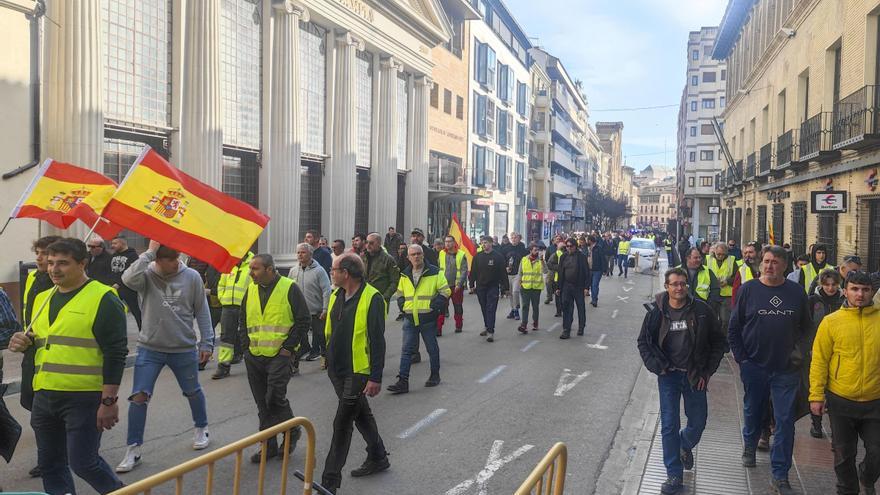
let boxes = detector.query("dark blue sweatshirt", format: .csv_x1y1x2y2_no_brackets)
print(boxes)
728,279,811,372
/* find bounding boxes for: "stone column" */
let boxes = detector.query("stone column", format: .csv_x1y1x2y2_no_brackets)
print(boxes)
42,0,104,237
369,56,401,233
404,75,430,234
266,0,307,255
179,0,222,187
323,30,362,241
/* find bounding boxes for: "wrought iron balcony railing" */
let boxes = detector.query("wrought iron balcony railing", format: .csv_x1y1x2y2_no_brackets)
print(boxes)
799,112,834,161
745,153,756,179
832,85,880,149
759,143,772,175
776,128,798,168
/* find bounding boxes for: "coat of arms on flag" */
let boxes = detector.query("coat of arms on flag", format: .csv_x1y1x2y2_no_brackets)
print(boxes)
145,188,188,223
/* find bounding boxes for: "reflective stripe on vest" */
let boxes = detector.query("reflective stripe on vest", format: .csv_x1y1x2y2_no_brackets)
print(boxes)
218,252,254,306
324,284,383,375
706,255,736,297
245,276,294,357
520,257,544,290
438,250,466,283
618,241,630,255
32,281,113,392
397,270,450,326
802,263,835,294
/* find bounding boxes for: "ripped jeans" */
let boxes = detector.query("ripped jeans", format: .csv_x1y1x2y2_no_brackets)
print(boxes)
126,348,208,446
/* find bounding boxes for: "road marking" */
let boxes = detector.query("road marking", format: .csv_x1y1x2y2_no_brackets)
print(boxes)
547,322,561,333
622,286,633,292
521,340,539,352
617,296,629,302
444,440,535,495
477,365,507,384
626,279,635,285
397,409,447,439
611,309,619,319
587,334,608,350
554,368,592,397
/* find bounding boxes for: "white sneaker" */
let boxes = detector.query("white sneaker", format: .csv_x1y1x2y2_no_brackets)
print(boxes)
116,444,142,473
193,426,210,450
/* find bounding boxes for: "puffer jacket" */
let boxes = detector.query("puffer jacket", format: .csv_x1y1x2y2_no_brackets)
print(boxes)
810,302,880,402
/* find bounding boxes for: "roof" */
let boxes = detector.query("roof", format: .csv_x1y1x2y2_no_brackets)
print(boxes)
712,0,757,60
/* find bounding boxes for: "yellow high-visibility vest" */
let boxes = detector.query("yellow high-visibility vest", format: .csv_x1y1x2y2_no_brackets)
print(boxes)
802,263,836,294
739,263,757,283
618,241,630,255
396,267,451,326
325,283,383,375
23,269,37,324
438,250,466,284
244,276,294,357
706,254,737,297
218,252,254,306
553,250,562,281
33,281,114,392
520,257,544,290
693,268,711,301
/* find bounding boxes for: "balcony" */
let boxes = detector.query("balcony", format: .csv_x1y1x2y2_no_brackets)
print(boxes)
733,160,743,184
832,85,880,150
550,172,579,197
745,153,756,180
528,155,542,171
551,145,580,175
799,112,838,162
535,89,550,108
552,115,579,149
776,129,799,170
758,143,772,176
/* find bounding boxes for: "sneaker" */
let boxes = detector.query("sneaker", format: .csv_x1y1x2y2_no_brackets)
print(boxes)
660,476,684,494
590,301,597,308
554,312,561,317
742,446,756,467
304,352,320,362
387,378,409,395
425,374,441,387
576,329,584,336
559,331,570,340
230,355,243,365
770,478,795,494
487,334,494,342
513,309,520,321
193,427,210,450
198,361,207,371
250,444,279,464
116,444,142,473
211,364,230,380
757,432,771,451
506,310,516,319
350,456,390,477
517,325,528,334
680,447,693,470
479,330,488,336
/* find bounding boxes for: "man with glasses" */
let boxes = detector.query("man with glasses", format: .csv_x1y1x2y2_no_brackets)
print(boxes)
555,238,589,340
638,267,725,494
86,237,114,287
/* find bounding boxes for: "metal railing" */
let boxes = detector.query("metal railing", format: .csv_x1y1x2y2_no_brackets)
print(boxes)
799,112,833,159
777,128,798,168
514,442,568,495
111,417,319,495
759,142,772,175
734,160,743,184
832,84,878,148
745,153,756,179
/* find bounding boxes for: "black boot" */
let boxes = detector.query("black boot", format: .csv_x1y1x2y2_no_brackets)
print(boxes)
425,374,441,387
387,377,409,394
351,456,390,477
211,363,231,380
559,330,571,340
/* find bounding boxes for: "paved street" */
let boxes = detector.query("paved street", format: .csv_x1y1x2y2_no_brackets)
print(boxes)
0,268,658,494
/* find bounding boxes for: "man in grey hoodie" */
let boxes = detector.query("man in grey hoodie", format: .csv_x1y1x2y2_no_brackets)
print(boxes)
288,243,331,369
115,241,215,473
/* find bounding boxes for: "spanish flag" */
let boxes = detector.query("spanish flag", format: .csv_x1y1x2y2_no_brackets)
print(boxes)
10,159,122,239
448,213,477,266
100,147,269,272
768,220,776,246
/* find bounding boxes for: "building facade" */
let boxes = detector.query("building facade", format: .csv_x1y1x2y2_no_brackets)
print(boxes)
637,175,678,232
714,0,880,271
596,121,625,199
676,27,726,242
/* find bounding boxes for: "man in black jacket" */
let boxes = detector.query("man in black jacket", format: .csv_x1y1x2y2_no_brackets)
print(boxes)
504,232,529,320
555,238,589,339
109,236,142,330
586,235,605,308
85,236,114,285
469,237,509,342
637,267,725,494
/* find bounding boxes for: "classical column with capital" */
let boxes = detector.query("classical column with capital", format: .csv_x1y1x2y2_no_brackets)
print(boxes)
323,30,361,241
369,56,401,233
404,75,430,234
179,0,222,187
266,0,307,255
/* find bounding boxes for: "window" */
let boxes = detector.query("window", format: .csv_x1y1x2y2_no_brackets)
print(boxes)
299,161,322,240
791,202,807,258
702,98,715,109
516,81,527,116
690,126,697,137
817,212,838,264
701,124,714,135
690,101,697,112
516,161,525,195
702,72,716,83
720,96,726,108
474,92,487,136
475,41,496,92
485,149,496,187
486,99,496,139
456,95,464,120
691,75,698,86
220,0,261,150
443,89,452,114
756,205,768,244
506,112,513,148
300,21,327,155
221,155,259,209
487,48,497,92
498,108,508,147
688,177,695,187
354,169,370,235
472,145,485,187
444,18,463,58
516,123,526,155
692,49,699,60
721,69,726,81
355,50,373,168
506,155,513,190
497,155,507,191
703,45,712,57
430,82,439,108
689,151,696,162
772,203,785,245
498,64,509,101
700,176,713,186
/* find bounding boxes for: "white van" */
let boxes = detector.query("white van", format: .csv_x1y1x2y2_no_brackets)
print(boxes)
627,237,658,270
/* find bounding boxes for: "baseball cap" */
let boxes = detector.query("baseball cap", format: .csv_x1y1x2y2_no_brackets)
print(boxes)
411,228,425,236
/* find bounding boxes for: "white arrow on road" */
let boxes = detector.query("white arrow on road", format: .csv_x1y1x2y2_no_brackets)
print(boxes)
445,440,535,495
617,296,629,302
554,368,592,397
622,286,633,292
587,334,608,350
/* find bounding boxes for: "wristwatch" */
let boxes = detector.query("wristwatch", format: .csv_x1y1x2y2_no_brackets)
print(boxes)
101,396,118,406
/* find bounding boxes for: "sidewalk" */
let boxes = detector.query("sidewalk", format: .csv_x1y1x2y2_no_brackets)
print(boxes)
636,356,841,495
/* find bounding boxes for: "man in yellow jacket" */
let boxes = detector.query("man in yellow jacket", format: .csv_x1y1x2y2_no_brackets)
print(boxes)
213,251,254,379
810,270,880,495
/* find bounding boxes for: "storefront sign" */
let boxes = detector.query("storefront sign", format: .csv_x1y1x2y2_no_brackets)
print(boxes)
527,211,558,222
707,205,720,214
474,198,494,206
767,190,790,202
810,191,847,213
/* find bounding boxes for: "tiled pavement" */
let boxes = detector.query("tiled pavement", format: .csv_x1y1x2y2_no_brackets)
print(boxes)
637,356,846,495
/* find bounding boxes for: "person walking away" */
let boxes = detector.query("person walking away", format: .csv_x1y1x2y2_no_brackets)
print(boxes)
116,241,214,473
108,236,142,330
469,237,510,342
322,253,389,494
706,242,738,343
410,228,438,267
212,251,254,379
304,230,332,275
437,236,468,335
806,268,845,439
8,238,127,494
238,254,311,463
638,267,725,494
682,248,721,308
731,242,760,306
505,232,528,321
518,243,544,333
617,236,631,278
387,245,450,394
810,270,880,495
587,235,605,308
383,226,403,256
606,233,619,277
85,237,115,286
289,243,331,370
556,238,589,339
729,245,812,494
797,244,834,294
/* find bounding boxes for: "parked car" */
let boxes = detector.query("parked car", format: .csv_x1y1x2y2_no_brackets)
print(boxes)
628,237,658,271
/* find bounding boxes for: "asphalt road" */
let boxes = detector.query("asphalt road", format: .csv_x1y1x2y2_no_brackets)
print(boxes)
0,267,659,495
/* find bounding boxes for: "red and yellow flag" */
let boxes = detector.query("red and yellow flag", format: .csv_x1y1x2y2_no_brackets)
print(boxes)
448,213,476,266
10,159,122,239
100,147,269,272
768,220,776,246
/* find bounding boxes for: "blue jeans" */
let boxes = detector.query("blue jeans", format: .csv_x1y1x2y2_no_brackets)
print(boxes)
475,286,500,332
740,360,800,480
31,390,124,495
590,271,602,305
127,348,208,446
616,254,629,276
399,319,440,379
658,371,707,478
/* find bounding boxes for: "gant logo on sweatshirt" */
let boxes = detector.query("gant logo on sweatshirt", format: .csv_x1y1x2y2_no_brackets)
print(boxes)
770,296,782,308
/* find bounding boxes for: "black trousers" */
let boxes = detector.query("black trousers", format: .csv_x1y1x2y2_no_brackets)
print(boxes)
322,373,386,490
244,352,294,449
218,306,243,364
830,410,880,494
309,314,325,356
118,287,142,331
561,284,586,332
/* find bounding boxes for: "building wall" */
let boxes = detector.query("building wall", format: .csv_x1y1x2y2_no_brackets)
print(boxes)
429,23,471,165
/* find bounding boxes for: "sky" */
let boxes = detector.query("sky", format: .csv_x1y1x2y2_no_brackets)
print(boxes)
502,0,728,173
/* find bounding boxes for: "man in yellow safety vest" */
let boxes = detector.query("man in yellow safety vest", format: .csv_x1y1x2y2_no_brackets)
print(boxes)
212,251,254,379
731,241,760,306
682,247,720,306
617,236,631,278
518,243,545,332
437,235,468,335
705,242,740,339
